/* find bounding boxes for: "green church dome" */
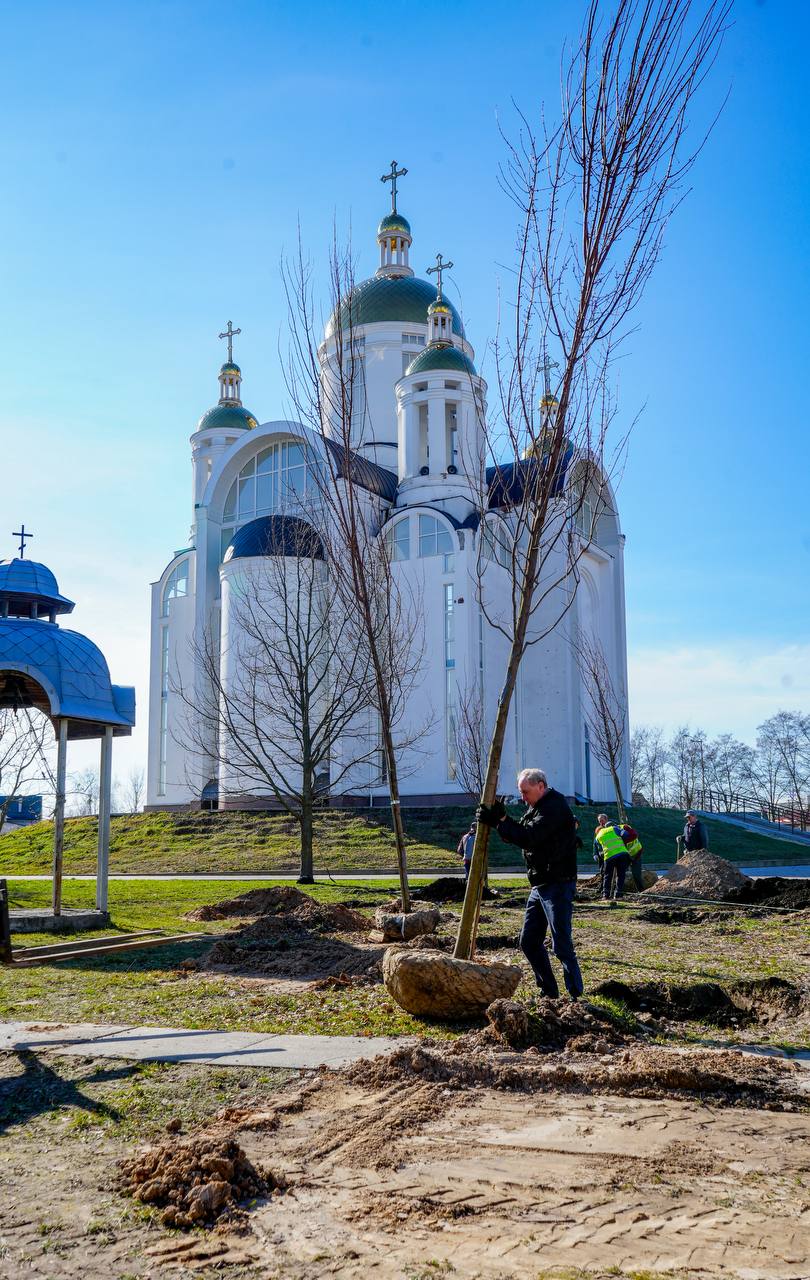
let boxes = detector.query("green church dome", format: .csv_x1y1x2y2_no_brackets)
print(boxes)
404,344,477,377
377,211,412,238
196,403,259,433
326,275,464,340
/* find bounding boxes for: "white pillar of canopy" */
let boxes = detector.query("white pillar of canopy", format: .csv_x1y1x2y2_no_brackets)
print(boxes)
96,726,113,912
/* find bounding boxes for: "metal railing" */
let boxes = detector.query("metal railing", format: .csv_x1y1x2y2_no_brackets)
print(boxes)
696,788,809,834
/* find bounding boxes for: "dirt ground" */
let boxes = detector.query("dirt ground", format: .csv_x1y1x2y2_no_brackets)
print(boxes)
0,1052,808,1280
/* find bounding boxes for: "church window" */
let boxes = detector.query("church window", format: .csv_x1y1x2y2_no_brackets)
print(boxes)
418,514,454,561
158,625,169,794
221,439,316,557
444,583,457,782
384,518,410,562
481,519,511,569
161,560,188,616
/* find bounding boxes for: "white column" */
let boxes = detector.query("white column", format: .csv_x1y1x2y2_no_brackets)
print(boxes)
52,718,68,915
400,399,420,480
96,726,113,912
427,394,447,474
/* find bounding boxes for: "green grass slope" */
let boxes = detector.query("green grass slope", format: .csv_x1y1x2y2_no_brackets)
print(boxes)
0,802,803,876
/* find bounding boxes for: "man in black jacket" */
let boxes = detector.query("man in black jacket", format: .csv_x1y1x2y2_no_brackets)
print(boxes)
478,768,584,999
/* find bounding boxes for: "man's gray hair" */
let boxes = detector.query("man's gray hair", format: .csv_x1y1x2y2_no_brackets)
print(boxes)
517,768,547,788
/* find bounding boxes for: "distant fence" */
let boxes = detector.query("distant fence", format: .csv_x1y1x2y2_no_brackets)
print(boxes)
696,788,809,834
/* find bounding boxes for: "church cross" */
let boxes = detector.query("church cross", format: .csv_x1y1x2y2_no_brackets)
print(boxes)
12,524,32,558
381,160,407,212
427,252,454,302
542,347,560,398
218,320,241,364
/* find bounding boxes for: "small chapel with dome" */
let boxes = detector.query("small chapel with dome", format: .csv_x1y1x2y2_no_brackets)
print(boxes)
146,164,630,811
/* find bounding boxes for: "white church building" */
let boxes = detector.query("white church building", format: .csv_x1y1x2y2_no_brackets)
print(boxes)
146,168,630,811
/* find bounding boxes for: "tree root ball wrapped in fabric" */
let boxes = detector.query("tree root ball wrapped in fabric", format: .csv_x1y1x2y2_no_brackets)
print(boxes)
374,905,440,942
382,946,521,1017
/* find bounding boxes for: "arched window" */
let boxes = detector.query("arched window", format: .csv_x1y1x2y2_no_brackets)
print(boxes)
161,560,188,616
418,514,453,558
383,517,410,562
221,440,314,559
481,519,511,569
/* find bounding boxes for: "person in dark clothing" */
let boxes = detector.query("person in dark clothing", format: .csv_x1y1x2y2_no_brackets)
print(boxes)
477,768,583,999
683,812,709,852
456,821,476,880
619,822,644,891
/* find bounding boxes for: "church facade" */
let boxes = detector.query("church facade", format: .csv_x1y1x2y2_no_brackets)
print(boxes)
146,171,630,811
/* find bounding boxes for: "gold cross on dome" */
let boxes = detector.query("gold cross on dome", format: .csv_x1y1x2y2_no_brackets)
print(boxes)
381,160,407,212
427,252,454,302
218,320,241,364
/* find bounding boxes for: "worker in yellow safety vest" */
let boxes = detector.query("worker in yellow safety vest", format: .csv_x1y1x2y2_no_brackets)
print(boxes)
593,814,631,900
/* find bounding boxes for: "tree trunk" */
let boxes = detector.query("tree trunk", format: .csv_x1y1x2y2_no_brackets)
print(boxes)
454,649,522,960
611,765,627,824
381,718,410,913
298,781,315,884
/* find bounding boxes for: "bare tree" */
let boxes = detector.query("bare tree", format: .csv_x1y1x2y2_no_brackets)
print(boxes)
69,767,99,817
668,726,707,809
703,733,755,813
123,767,145,814
455,0,729,957
629,725,649,801
282,239,432,910
0,707,53,829
451,682,488,799
574,629,628,820
175,518,379,883
755,711,810,813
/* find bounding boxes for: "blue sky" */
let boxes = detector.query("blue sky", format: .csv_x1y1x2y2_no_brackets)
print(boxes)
1,0,808,780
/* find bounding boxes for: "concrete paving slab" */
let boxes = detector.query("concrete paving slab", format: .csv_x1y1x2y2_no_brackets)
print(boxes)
0,1019,405,1069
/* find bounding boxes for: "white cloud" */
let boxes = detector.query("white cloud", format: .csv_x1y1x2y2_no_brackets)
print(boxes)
628,642,810,742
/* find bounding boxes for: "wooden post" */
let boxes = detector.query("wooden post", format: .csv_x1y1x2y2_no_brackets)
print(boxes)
0,879,12,964
96,726,113,912
52,717,68,915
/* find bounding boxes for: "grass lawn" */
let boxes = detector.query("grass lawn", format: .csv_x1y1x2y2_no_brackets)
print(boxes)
2,876,807,1051
0,803,802,876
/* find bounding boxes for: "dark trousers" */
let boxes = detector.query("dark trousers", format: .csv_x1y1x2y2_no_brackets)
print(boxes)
629,854,643,891
519,880,584,999
603,852,630,898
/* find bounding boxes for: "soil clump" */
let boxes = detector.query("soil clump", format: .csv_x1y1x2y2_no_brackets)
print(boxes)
415,876,499,903
643,850,751,902
204,914,385,980
120,1135,285,1229
593,976,808,1028
343,1038,806,1108
483,996,624,1052
187,885,367,931
730,876,810,910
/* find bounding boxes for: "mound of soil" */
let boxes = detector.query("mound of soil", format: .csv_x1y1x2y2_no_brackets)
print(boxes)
592,976,808,1028
343,1040,804,1108
187,886,367,932
204,915,384,981
730,876,810,910
634,906,723,925
483,997,624,1052
416,877,500,903
120,1136,284,1229
644,850,751,902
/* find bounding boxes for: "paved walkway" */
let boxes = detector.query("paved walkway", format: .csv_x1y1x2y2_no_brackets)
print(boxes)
0,1020,405,1069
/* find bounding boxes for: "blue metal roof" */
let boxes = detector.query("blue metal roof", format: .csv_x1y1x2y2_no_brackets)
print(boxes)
224,515,326,562
486,446,573,509
0,559,74,614
0,619,135,736
322,438,398,502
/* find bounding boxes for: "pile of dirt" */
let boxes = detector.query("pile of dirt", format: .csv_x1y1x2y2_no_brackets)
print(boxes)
730,876,810,910
343,1040,805,1108
204,915,384,981
634,905,725,924
416,877,500,903
592,976,808,1028
643,850,751,902
120,1136,285,1229
187,885,367,932
482,996,625,1052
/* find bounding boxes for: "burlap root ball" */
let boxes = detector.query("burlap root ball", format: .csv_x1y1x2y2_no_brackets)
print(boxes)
374,906,441,942
382,947,521,1017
